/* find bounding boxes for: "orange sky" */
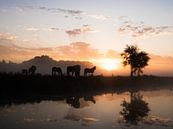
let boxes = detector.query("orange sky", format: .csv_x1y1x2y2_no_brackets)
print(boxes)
0,0,173,76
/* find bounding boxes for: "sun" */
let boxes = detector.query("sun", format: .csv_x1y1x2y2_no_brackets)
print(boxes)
100,58,119,71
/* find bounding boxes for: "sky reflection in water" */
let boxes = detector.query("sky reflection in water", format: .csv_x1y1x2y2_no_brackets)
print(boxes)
0,89,173,129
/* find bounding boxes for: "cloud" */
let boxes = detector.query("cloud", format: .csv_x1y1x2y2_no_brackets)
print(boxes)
117,20,173,38
66,29,82,36
88,14,108,21
0,33,17,41
57,8,83,15
57,42,102,60
26,27,39,31
0,33,18,49
1,9,8,13
144,54,173,76
15,6,24,12
0,39,102,62
83,26,96,33
117,16,128,20
64,113,99,126
0,33,54,62
23,6,83,15
105,50,121,59
48,27,59,31
19,42,102,61
66,25,97,36
21,6,111,21
0,42,55,63
26,27,59,32
64,114,80,121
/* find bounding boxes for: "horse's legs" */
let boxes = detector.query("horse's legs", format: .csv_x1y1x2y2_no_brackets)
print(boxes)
72,71,74,76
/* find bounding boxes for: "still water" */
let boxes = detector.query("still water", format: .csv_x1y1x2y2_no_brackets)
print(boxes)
0,89,173,129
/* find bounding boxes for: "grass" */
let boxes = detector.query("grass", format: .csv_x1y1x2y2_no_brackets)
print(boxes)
0,73,173,94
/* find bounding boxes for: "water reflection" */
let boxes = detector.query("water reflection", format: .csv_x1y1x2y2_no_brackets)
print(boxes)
120,92,150,125
0,86,173,129
0,94,97,108
64,96,96,108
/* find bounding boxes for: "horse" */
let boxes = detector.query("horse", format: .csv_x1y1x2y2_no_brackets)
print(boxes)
84,66,96,76
22,69,28,76
28,65,37,75
67,65,81,77
52,67,62,76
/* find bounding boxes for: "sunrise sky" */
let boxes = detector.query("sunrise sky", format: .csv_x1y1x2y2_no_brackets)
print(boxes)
0,0,173,75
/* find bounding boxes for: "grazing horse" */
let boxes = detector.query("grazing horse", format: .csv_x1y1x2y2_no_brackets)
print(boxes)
22,69,28,76
28,65,37,75
52,67,62,76
67,65,81,77
84,66,96,76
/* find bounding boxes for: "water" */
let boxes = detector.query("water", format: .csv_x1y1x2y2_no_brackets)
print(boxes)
0,89,173,129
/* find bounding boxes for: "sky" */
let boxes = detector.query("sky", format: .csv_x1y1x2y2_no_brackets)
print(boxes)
0,0,173,75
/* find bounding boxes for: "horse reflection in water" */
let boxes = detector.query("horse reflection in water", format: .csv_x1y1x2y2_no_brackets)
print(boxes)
120,91,150,125
66,96,96,108
84,96,96,104
66,97,80,108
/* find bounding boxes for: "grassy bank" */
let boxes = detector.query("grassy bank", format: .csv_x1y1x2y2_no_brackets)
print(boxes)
1,73,173,95
0,73,173,107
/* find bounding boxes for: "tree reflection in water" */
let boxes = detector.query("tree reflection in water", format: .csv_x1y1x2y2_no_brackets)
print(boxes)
120,92,150,125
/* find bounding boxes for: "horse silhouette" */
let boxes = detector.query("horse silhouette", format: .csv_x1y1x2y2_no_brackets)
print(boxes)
67,65,81,77
22,69,28,76
84,66,96,76
28,65,37,75
52,67,62,76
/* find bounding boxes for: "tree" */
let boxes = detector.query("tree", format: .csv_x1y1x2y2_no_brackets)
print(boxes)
121,45,150,77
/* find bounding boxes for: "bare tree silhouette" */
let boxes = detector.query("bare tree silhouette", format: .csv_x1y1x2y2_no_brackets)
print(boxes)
121,45,150,77
84,66,96,76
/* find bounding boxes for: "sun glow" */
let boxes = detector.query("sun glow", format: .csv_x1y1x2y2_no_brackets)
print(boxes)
99,58,120,71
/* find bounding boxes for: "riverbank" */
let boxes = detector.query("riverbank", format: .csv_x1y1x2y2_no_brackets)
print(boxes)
0,73,173,107
1,73,173,95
